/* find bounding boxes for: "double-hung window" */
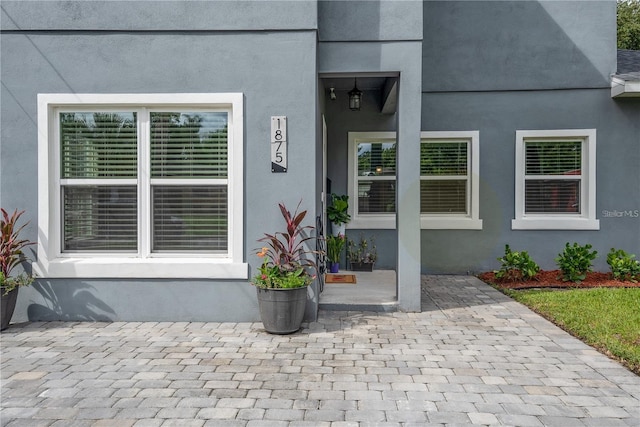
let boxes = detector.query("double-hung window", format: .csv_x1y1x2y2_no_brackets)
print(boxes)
36,94,246,279
420,131,482,229
347,132,396,229
512,129,598,230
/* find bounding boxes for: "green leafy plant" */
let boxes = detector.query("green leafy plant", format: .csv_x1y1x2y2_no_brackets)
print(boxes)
327,194,351,225
347,234,377,264
556,242,598,283
494,244,540,281
326,234,346,263
252,202,319,289
1,208,35,294
618,0,640,50
607,248,640,282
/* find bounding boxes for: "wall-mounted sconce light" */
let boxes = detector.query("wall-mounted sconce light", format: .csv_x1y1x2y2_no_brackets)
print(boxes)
348,78,362,111
329,87,337,100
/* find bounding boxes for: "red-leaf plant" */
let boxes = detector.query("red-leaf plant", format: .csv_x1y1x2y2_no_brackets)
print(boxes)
1,208,35,291
253,202,319,288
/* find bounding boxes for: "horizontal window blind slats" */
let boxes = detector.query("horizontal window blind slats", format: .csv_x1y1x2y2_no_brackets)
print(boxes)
152,185,228,252
525,141,581,175
357,180,396,214
524,139,583,215
420,180,467,214
63,185,137,252
525,179,581,214
420,142,468,176
61,112,137,179
151,112,228,178
59,107,232,255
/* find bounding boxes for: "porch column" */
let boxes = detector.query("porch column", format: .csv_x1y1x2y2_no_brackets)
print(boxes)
396,53,422,312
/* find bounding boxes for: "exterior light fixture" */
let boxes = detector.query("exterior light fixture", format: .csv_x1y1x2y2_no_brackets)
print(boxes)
348,78,362,111
329,87,337,100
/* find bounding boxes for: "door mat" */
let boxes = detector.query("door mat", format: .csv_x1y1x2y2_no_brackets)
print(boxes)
325,274,357,284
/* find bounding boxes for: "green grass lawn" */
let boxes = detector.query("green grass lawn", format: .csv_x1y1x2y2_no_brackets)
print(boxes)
503,287,640,375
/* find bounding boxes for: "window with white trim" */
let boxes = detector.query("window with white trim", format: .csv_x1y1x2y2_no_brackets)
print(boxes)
512,129,599,230
347,132,396,229
420,131,482,229
36,94,247,279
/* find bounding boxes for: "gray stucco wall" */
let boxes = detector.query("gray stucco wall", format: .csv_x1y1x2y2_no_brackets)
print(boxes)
1,0,317,31
423,0,616,92
1,1,319,322
2,0,637,322
318,0,422,42
419,0,639,274
421,89,640,274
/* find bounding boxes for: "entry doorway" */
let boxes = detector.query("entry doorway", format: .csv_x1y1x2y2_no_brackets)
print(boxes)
319,74,399,309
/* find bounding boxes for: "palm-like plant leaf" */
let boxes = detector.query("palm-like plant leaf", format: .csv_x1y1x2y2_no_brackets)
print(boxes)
256,201,319,275
1,208,35,278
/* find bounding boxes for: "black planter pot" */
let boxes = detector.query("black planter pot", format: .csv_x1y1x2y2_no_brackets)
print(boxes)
256,286,308,334
1,287,18,331
349,262,374,272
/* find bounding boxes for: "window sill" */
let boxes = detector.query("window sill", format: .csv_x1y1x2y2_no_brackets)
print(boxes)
511,218,600,230
33,258,249,279
347,216,396,230
421,217,483,230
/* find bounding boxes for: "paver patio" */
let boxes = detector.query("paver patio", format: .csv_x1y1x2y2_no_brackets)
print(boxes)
1,275,639,426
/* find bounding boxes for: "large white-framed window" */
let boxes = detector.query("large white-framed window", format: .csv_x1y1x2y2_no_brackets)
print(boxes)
347,132,397,229
35,93,247,279
512,129,599,230
420,131,482,229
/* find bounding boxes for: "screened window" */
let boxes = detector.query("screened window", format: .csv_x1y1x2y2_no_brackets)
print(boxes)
420,131,482,229
347,132,397,229
61,112,138,252
420,141,468,214
524,141,581,214
36,93,246,279
61,111,229,254
513,130,598,230
149,111,229,253
357,141,396,214
347,131,482,230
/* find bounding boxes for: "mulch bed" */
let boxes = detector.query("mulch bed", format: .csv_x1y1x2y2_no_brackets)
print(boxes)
478,270,640,290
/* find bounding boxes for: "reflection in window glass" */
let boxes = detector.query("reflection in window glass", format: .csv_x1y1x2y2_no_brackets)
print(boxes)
60,112,137,179
357,142,396,176
356,141,396,214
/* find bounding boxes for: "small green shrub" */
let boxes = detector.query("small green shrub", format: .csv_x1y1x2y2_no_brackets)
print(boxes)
556,242,598,283
607,248,640,282
494,244,540,281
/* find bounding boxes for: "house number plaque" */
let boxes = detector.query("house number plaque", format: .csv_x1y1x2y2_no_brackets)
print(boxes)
271,116,287,173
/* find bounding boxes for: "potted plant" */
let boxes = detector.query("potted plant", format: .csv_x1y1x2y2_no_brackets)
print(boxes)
347,234,377,272
327,193,351,236
326,234,346,273
1,208,35,331
252,201,320,334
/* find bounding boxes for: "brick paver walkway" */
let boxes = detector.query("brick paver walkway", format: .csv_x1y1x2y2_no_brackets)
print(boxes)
1,276,639,426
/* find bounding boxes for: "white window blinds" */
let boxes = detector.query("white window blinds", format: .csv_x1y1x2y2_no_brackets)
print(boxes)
150,112,228,179
420,141,469,214
60,110,230,254
150,112,229,253
60,112,138,251
524,140,582,214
